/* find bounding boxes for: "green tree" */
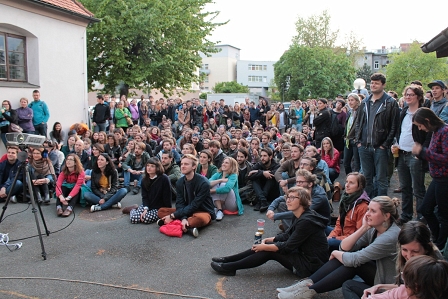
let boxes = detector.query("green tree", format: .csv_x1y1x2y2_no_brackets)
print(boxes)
80,0,225,96
293,10,338,48
213,81,249,93
274,45,355,100
199,92,208,99
386,42,448,93
356,63,373,90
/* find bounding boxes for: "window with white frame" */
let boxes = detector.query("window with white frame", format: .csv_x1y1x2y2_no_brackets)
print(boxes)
204,75,209,83
201,63,209,70
374,60,379,69
0,32,27,81
248,75,268,82
248,64,267,71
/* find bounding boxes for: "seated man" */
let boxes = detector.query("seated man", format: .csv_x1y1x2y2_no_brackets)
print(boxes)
267,169,331,231
275,144,304,193
247,148,280,213
160,151,181,201
208,140,227,170
122,142,151,194
0,146,23,203
71,139,90,171
158,154,216,237
156,138,181,164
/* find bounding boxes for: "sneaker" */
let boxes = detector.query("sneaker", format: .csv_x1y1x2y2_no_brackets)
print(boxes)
186,227,199,238
278,287,316,299
216,210,224,221
132,186,140,195
10,196,17,203
157,219,165,227
112,202,122,209
90,204,101,213
277,278,313,293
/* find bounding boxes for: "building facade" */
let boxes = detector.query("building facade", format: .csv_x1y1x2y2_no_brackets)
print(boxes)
236,60,275,97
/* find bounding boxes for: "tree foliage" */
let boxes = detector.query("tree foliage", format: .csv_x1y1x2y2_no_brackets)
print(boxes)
274,45,355,100
292,10,338,48
386,42,448,93
213,81,249,93
80,0,225,95
356,63,373,89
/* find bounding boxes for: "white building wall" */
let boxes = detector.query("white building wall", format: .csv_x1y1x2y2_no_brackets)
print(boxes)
0,2,90,153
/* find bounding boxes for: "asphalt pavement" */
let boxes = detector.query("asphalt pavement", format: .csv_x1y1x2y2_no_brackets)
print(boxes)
0,170,401,299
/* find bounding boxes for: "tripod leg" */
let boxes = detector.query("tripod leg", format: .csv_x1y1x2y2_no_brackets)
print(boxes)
25,169,47,260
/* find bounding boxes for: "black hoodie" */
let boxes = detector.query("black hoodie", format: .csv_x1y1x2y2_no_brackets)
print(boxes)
274,209,329,277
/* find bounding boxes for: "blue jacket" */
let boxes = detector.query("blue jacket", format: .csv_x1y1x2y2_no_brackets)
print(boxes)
29,100,50,125
0,159,23,190
209,172,244,215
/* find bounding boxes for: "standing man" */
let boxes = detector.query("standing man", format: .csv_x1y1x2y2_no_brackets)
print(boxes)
190,98,204,130
159,154,216,237
428,80,447,116
29,90,50,137
92,95,111,133
394,85,429,223
355,73,399,197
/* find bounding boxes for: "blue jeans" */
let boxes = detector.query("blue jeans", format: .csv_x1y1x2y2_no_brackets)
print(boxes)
6,180,23,196
84,169,92,188
343,140,360,174
358,145,389,198
397,152,425,221
418,177,448,250
123,171,142,187
84,188,127,210
34,123,47,137
0,132,7,148
94,122,107,132
324,226,342,252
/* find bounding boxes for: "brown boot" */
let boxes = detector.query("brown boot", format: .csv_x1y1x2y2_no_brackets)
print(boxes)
62,209,72,217
57,208,63,216
122,204,138,214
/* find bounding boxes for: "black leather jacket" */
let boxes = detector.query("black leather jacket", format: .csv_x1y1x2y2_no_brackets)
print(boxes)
355,93,399,148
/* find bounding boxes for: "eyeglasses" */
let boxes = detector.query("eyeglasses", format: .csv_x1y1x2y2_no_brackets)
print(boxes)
405,93,416,97
296,180,308,184
286,196,300,201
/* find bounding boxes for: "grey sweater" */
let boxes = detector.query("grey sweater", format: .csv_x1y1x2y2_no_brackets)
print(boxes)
341,223,400,285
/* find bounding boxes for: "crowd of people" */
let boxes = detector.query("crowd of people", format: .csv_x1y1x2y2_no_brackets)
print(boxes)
1,73,448,298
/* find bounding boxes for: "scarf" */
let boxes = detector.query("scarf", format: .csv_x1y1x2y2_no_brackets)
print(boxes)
339,189,364,229
0,110,10,127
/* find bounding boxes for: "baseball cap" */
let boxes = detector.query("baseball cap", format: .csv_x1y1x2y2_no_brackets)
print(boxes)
428,80,447,89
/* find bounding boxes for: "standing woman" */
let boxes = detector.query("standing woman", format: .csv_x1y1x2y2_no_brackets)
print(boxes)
412,107,448,250
128,99,139,125
126,158,172,224
319,137,340,183
16,97,35,134
0,100,18,147
209,157,244,220
303,103,317,130
55,154,85,217
210,187,328,277
115,101,131,131
277,196,401,299
344,93,361,174
277,103,289,134
232,104,242,128
196,149,218,179
50,122,66,149
84,153,127,212
313,98,331,148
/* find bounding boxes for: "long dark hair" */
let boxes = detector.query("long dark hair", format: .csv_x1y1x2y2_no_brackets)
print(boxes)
412,107,445,132
52,122,62,142
142,158,164,190
92,153,115,176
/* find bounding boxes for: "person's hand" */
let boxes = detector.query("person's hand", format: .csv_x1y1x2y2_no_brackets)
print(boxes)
0,188,6,198
251,244,267,252
329,250,343,261
248,170,258,176
93,122,96,126
253,149,258,156
162,215,172,224
262,237,275,244
84,175,91,181
279,180,288,187
220,178,228,183
263,171,274,179
266,210,275,220
181,219,189,232
99,198,106,205
362,285,380,299
140,210,147,222
412,142,422,155
361,213,370,229
61,198,69,206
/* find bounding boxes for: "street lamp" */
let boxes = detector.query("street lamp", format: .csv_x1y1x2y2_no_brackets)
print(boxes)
353,78,366,95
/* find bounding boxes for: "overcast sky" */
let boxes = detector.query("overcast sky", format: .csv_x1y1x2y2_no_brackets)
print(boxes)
205,0,447,61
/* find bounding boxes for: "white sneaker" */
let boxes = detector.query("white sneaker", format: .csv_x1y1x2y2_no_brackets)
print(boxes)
216,210,224,221
277,278,313,293
278,287,316,299
90,204,101,213
10,196,17,203
112,202,121,209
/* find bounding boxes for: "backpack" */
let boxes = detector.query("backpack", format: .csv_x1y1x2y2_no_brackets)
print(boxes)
329,110,344,138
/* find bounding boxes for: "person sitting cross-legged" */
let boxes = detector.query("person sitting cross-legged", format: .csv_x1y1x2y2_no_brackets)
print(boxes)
123,158,172,224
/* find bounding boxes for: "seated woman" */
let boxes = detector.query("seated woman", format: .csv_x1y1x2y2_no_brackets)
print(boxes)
343,221,443,299
209,157,244,221
61,135,78,157
196,150,218,179
84,153,127,212
84,143,104,187
55,154,85,217
181,143,197,157
124,158,172,224
210,186,329,277
318,137,340,183
327,172,370,252
29,147,55,204
277,196,401,299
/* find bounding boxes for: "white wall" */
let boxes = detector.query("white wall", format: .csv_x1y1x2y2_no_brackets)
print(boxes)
0,3,90,153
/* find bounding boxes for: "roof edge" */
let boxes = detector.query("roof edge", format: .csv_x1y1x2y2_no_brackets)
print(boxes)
26,0,100,23
421,27,448,54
